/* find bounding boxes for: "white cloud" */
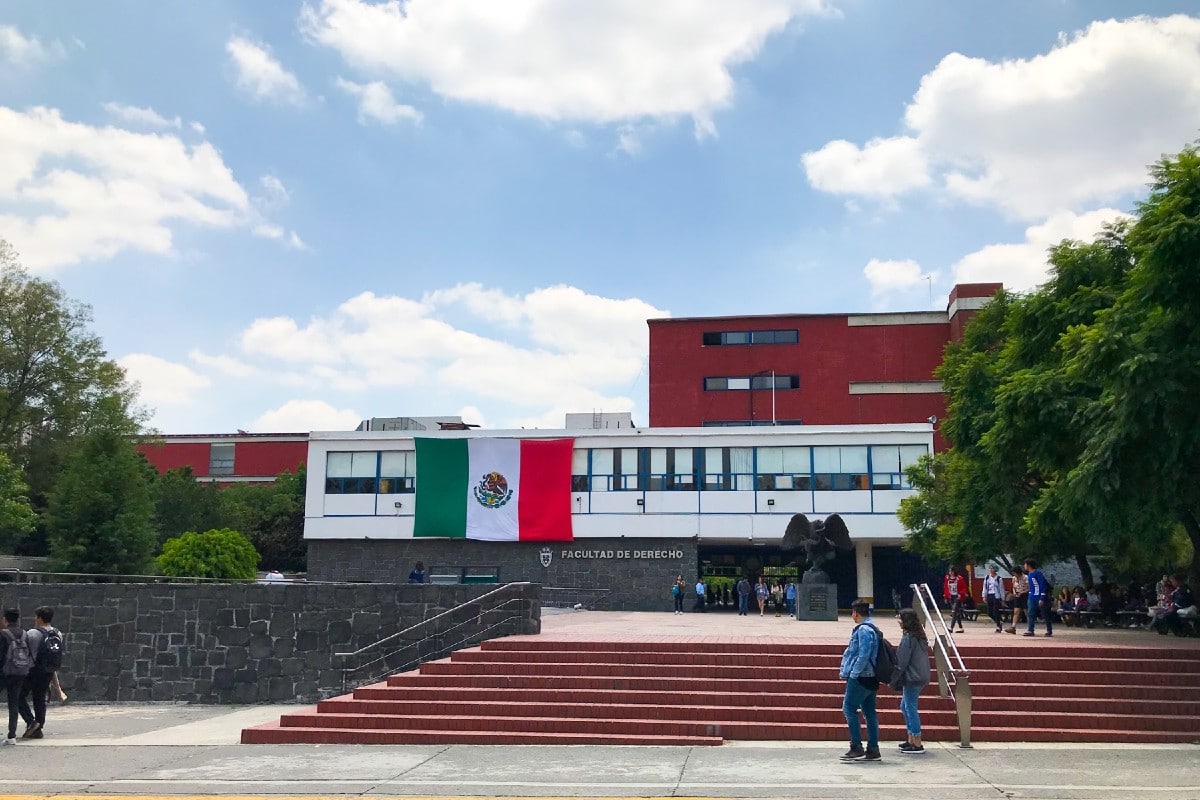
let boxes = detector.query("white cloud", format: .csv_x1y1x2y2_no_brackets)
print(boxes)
252,399,361,432
189,349,256,378
256,174,292,213
0,24,61,68
335,77,422,125
300,0,834,132
210,283,667,427
226,36,307,106
803,15,1200,218
0,105,288,271
102,102,181,129
119,354,210,407
863,258,929,296
802,137,930,197
952,208,1128,292
189,121,206,134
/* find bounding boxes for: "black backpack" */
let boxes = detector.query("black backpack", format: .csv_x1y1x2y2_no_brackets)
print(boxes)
874,630,899,689
34,626,63,672
1,629,33,677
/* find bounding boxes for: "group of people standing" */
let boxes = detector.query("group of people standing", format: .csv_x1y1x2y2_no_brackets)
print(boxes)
1,606,65,747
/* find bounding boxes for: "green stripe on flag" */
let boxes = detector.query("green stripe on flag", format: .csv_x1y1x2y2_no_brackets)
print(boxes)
413,438,468,538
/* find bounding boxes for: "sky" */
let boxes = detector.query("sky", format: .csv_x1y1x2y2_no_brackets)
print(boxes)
2,2,1198,434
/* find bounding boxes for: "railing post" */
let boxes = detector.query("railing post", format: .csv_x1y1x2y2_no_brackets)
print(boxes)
955,673,973,748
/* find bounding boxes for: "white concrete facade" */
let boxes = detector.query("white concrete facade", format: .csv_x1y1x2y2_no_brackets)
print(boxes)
304,424,932,550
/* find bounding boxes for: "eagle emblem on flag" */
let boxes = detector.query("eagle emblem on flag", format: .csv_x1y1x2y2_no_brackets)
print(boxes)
473,471,514,509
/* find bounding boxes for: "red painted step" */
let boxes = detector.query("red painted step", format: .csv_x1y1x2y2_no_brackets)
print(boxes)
244,637,1200,745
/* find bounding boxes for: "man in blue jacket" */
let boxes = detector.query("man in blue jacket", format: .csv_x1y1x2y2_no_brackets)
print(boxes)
1023,559,1053,637
838,599,881,762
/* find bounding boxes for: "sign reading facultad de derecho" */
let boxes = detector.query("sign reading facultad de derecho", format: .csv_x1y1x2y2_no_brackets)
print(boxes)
560,549,685,560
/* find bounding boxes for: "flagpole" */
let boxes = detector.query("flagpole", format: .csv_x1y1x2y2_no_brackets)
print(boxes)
771,370,776,425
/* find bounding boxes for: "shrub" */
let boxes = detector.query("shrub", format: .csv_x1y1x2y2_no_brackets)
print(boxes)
156,528,260,580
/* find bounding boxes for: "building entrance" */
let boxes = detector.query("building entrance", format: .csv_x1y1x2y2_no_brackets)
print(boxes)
697,545,858,611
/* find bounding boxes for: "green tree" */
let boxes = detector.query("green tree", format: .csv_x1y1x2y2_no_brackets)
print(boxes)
156,528,259,580
0,240,146,554
902,144,1200,582
45,424,157,574
152,466,227,545
220,465,307,572
0,449,36,550
1042,145,1200,580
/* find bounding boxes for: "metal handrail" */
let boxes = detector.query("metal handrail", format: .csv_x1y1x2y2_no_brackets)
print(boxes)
911,582,972,748
334,581,534,691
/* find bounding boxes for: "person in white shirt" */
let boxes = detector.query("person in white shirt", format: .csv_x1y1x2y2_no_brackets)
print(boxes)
982,566,1005,633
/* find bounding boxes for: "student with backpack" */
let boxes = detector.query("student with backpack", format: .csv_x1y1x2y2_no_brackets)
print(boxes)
838,599,885,763
17,606,63,740
1,608,33,746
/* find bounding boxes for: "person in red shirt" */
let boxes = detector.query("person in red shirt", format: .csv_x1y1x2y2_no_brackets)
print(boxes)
943,566,967,633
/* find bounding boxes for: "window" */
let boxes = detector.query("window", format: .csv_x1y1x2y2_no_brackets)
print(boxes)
704,374,799,391
379,451,415,494
571,448,589,492
647,447,696,491
755,446,811,491
325,451,378,494
703,329,798,346
869,444,928,489
702,447,753,491
209,443,234,476
812,446,869,491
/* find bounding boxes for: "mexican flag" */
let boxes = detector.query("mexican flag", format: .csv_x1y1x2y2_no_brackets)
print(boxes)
413,437,574,541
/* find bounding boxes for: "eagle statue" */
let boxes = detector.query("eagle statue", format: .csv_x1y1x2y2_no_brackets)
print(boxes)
781,513,853,584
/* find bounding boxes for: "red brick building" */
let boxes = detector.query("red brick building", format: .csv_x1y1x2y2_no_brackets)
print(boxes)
138,433,308,483
647,282,1001,449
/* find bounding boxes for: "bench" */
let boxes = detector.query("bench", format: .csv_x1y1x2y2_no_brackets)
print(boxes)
1059,610,1106,627
1116,610,1151,628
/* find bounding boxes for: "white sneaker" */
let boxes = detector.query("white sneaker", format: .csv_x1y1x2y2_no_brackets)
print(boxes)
1,737,15,746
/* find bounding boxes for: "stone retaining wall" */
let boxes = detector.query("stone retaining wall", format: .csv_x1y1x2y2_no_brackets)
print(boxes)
0,581,539,704
307,537,699,611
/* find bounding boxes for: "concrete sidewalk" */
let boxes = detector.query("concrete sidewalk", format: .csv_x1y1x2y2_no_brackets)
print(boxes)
0,703,1197,799
0,610,1196,798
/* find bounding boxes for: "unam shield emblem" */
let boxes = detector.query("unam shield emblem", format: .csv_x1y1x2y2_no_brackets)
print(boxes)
539,547,553,567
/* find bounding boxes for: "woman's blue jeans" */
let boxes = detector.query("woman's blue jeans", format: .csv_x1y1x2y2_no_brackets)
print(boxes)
899,683,922,736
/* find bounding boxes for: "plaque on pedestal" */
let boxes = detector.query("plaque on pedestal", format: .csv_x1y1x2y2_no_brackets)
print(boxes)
796,583,838,621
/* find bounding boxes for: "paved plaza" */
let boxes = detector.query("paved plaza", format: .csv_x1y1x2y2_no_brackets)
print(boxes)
0,609,1195,799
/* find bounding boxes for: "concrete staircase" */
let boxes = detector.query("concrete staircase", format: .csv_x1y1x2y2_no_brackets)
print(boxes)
242,638,1200,745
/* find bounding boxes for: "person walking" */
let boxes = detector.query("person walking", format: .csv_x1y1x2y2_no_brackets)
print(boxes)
672,575,686,614
982,565,1005,633
1022,559,1053,637
736,576,752,616
890,608,931,754
785,580,797,617
838,599,882,762
943,566,967,633
1005,566,1028,633
755,577,769,616
17,606,60,740
1,609,32,747
693,578,707,612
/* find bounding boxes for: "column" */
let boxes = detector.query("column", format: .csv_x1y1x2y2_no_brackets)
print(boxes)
855,540,875,606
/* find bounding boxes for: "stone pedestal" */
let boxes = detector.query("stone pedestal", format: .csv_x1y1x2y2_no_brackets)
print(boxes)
796,582,838,621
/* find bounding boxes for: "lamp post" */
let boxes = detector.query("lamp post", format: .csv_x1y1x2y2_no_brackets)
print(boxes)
748,369,775,426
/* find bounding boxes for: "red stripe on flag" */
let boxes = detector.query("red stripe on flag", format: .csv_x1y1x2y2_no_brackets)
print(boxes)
517,438,574,541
